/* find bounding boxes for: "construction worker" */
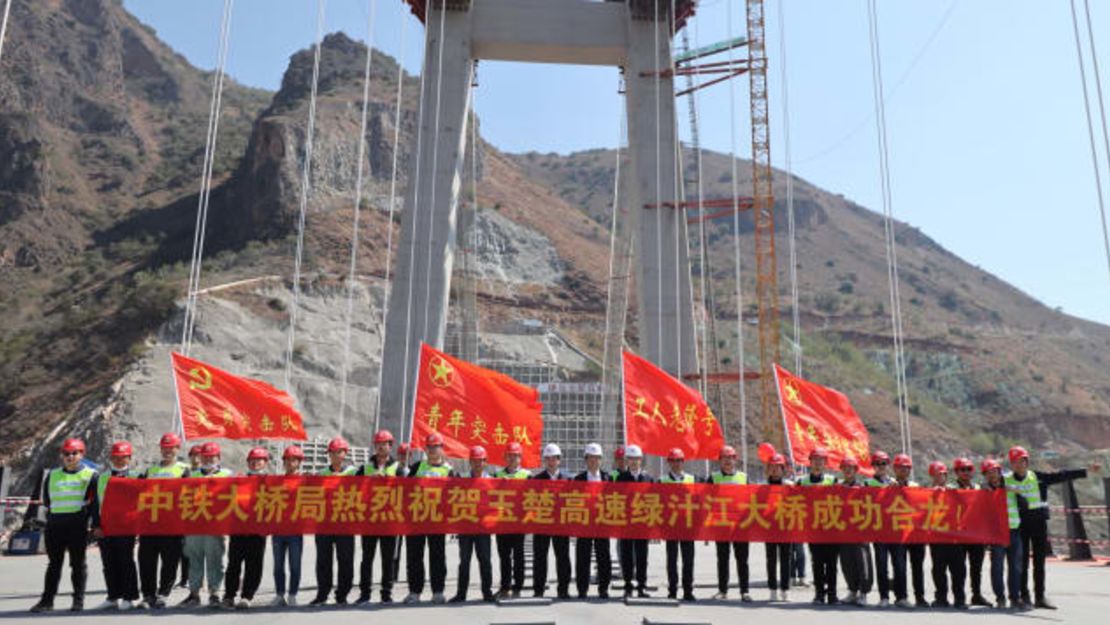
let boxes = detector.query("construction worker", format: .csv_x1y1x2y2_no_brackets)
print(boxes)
864,450,896,607
837,455,870,605
177,444,204,589
610,446,626,480
531,443,572,599
982,458,1019,609
890,453,926,608
800,447,838,605
179,442,233,608
222,447,269,609
139,433,190,609
707,445,750,602
764,453,793,601
356,429,400,604
953,457,991,607
90,441,139,611
270,445,304,607
310,436,356,606
494,441,530,599
573,443,612,599
30,438,98,613
660,448,696,602
927,460,964,608
616,444,653,598
1006,445,1087,610
451,445,496,603
404,432,455,604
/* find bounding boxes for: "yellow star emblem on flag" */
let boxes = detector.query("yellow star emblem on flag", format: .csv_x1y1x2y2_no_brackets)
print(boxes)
429,355,455,388
784,380,803,406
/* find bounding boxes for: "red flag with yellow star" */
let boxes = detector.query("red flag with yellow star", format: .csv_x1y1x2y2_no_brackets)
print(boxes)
774,363,873,474
622,350,725,460
171,352,307,441
411,343,544,467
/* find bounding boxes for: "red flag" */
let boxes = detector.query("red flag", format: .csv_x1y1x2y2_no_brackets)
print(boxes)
412,344,544,467
774,363,873,474
171,352,307,441
622,350,724,460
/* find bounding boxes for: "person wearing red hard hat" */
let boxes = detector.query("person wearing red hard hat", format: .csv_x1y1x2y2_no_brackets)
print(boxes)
1005,446,1089,610
134,432,190,610
177,443,204,590
707,444,751,602
764,453,793,602
530,443,573,599
29,438,98,613
837,456,870,606
799,447,839,605
660,448,696,602
616,444,654,598
981,458,1019,609
222,448,270,610
610,446,627,480
179,441,234,609
953,457,990,608
926,460,965,609
888,453,926,608
403,432,456,605
355,430,401,605
573,443,613,599
270,446,304,607
494,440,530,599
90,441,140,611
863,450,896,607
449,446,495,603
309,436,356,607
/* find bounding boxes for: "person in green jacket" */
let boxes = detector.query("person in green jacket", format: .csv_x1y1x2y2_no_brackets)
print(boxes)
178,442,233,609
662,448,696,602
707,444,751,602
494,441,530,599
356,429,401,604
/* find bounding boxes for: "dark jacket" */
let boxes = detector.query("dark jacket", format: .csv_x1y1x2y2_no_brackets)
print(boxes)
573,470,613,482
615,469,656,484
530,468,571,481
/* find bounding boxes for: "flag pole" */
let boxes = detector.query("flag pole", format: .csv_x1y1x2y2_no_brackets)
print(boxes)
619,348,628,447
772,363,796,476
406,342,423,448
170,352,188,442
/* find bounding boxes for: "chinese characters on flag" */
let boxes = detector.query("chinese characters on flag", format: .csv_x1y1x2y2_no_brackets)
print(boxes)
171,352,307,441
774,364,872,474
622,350,725,460
412,344,544,467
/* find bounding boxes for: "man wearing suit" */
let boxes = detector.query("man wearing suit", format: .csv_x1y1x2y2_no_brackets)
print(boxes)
616,444,654,598
573,443,612,599
531,444,573,598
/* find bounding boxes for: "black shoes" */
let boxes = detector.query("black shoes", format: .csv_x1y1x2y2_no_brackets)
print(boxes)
30,600,53,613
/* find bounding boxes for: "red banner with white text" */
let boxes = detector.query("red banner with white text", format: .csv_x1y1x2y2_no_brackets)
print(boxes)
100,476,1008,545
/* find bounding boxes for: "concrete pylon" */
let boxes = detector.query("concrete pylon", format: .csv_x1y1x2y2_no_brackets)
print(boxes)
379,0,698,440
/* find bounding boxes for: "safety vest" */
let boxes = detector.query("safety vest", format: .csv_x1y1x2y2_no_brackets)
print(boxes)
497,467,531,479
1005,470,1044,526
145,461,189,479
47,467,96,514
800,473,836,486
195,467,233,478
609,469,622,480
864,475,893,487
989,482,1020,529
660,472,695,484
96,468,133,512
362,459,399,477
415,460,452,478
320,465,355,477
710,470,748,485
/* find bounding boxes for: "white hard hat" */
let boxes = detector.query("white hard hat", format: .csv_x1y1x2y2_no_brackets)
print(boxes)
542,443,562,458
624,444,643,459
584,443,603,457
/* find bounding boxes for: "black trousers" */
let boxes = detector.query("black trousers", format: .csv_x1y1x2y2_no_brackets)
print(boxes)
359,535,397,599
839,544,870,594
138,535,181,599
533,534,571,596
931,544,966,605
964,544,986,598
41,522,88,603
497,534,525,592
1020,518,1048,601
908,544,927,601
407,534,446,594
873,543,896,600
99,536,139,601
809,543,839,599
765,543,791,591
665,540,695,595
574,537,611,597
715,541,749,594
225,535,265,601
315,535,354,602
457,534,493,598
619,539,649,592
179,540,189,584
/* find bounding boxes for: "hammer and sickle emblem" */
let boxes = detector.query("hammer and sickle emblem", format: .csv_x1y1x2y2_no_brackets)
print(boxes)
784,381,802,406
428,356,455,388
189,367,213,391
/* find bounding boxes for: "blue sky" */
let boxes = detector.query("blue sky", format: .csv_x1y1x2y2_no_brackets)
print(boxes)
124,0,1110,325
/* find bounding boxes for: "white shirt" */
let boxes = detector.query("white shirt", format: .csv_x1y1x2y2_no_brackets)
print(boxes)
586,470,602,482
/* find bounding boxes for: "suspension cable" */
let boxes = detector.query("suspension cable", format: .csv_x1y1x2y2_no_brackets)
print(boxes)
653,0,665,364
337,0,378,439
668,0,687,379
283,0,327,394
778,0,802,376
727,0,749,473
601,103,627,442
1071,0,1110,285
0,0,13,65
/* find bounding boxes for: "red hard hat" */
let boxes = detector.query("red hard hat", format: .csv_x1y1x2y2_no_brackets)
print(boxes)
810,447,829,459
506,441,524,455
470,445,488,461
953,457,974,471
893,453,913,468
719,445,738,459
61,438,86,453
283,445,304,460
374,429,394,444
398,442,411,456
613,446,626,459
872,450,890,464
980,458,1002,474
110,441,133,457
424,432,444,447
840,455,859,468
247,447,270,461
769,453,787,466
160,432,182,448
189,444,204,456
328,437,349,453
667,447,686,461
928,460,948,477
201,442,221,457
1008,446,1029,464
757,442,777,463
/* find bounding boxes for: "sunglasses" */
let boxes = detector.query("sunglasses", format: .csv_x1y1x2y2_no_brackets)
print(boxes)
873,461,888,466
62,451,81,457
956,467,973,472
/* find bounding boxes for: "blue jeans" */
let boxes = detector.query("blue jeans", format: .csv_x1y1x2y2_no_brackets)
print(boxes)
990,529,1023,603
272,535,303,597
791,543,806,578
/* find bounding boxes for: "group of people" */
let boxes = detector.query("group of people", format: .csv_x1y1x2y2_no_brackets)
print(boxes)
28,430,1082,614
